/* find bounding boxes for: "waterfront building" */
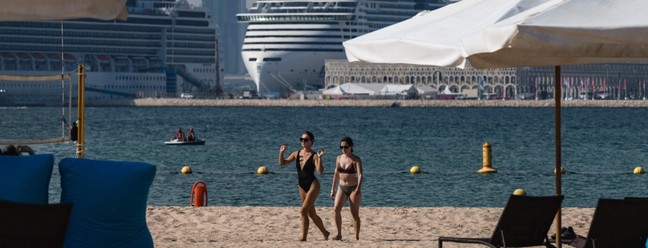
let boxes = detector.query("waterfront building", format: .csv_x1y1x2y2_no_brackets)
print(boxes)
325,60,648,100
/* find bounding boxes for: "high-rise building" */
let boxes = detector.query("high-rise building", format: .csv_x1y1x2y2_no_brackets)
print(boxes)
202,0,247,75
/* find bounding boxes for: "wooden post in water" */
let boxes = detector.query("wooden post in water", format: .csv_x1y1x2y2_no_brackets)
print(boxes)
76,64,85,158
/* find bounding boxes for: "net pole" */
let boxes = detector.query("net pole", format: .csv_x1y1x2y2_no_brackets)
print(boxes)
60,20,66,139
76,64,85,158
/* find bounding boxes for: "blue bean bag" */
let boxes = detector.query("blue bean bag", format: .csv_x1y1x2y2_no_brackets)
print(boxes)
59,158,156,248
0,154,54,204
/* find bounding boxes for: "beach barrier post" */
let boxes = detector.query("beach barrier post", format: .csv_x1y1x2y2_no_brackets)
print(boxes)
478,142,497,174
191,180,208,207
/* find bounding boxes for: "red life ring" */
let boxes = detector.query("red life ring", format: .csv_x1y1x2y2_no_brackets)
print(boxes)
190,180,208,207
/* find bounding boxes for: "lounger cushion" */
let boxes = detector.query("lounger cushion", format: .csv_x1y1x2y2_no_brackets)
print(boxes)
59,158,156,248
0,154,54,204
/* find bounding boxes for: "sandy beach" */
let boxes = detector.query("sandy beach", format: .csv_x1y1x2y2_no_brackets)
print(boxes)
146,206,594,248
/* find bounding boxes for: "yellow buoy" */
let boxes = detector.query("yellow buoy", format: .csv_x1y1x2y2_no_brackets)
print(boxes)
257,166,268,174
478,142,497,174
553,166,566,174
181,165,192,174
409,165,421,174
634,166,645,174
513,188,527,196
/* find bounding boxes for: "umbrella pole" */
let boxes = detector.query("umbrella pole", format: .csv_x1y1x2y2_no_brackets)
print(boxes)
554,65,562,247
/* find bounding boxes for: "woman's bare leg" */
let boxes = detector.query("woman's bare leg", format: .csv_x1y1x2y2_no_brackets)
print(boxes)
349,190,362,240
306,181,329,240
299,181,329,241
332,188,347,240
298,187,309,241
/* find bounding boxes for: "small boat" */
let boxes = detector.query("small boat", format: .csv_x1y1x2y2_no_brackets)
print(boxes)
164,138,205,146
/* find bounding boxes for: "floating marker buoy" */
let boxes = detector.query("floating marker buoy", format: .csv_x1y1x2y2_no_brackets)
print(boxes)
634,166,645,174
410,165,421,174
181,165,192,174
513,188,527,196
190,180,208,207
257,166,268,174
553,166,566,175
478,142,497,174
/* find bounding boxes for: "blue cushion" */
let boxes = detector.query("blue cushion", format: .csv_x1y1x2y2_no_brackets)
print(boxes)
59,158,156,248
0,154,54,204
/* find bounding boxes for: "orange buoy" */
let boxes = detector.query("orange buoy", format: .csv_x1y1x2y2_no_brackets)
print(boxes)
190,180,208,207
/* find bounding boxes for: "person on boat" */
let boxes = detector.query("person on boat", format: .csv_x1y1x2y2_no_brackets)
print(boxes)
278,131,329,241
330,136,363,240
174,128,185,141
187,128,196,142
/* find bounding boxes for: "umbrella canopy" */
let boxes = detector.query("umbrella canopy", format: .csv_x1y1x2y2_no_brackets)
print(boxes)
0,0,127,21
344,0,648,245
344,0,648,69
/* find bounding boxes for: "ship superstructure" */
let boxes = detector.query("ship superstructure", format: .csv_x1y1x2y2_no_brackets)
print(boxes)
237,0,450,97
0,0,221,105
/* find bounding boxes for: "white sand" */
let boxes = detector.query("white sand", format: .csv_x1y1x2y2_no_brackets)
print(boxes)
146,206,593,248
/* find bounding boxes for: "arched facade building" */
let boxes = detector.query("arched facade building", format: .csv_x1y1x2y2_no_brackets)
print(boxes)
325,60,648,99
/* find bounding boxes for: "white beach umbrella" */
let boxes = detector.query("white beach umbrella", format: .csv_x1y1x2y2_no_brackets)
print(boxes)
0,0,127,21
345,0,648,68
344,0,648,245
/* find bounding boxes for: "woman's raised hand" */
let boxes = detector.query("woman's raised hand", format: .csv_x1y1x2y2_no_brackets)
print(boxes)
317,148,326,157
280,144,288,153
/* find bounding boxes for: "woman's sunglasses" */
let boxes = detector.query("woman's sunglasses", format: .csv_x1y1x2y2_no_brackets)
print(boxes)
299,138,310,142
339,146,350,149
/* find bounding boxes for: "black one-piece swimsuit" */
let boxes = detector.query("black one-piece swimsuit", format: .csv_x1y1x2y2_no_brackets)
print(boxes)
296,151,317,192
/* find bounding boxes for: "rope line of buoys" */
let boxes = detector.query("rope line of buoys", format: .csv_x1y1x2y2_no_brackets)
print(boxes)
257,166,268,174
181,165,192,174
513,188,527,196
634,166,645,174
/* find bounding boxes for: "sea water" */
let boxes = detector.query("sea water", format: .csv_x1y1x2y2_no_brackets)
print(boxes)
2,106,647,207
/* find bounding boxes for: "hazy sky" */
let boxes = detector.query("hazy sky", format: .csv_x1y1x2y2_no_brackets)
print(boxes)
187,0,201,7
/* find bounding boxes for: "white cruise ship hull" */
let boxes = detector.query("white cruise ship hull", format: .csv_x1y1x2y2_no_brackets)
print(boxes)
242,50,345,95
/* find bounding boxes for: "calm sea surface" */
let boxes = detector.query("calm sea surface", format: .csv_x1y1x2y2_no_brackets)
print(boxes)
2,106,647,208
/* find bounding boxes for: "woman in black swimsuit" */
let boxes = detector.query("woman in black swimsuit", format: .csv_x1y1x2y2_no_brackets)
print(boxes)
278,131,329,241
330,137,363,240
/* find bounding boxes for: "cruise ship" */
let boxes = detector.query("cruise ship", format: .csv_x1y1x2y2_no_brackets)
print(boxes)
0,0,221,106
237,0,451,97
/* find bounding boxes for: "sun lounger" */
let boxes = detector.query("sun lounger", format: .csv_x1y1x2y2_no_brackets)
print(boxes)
570,198,648,248
0,199,72,248
438,195,564,248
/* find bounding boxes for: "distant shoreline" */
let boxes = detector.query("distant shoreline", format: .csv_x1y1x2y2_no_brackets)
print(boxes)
84,98,648,108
